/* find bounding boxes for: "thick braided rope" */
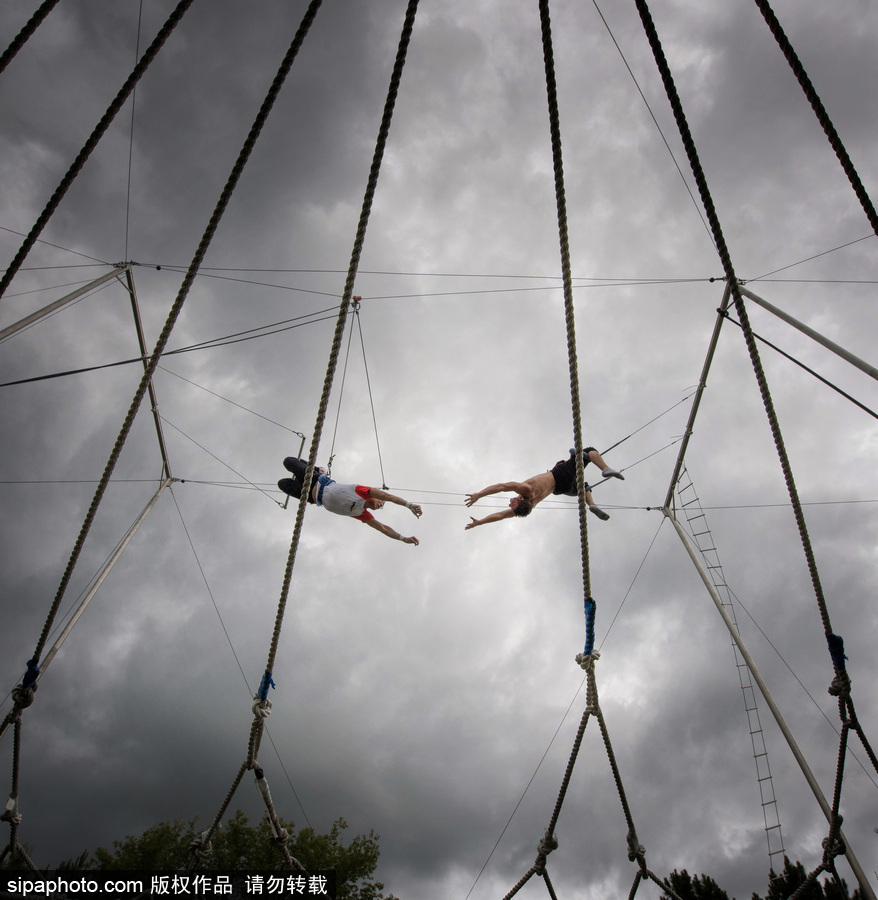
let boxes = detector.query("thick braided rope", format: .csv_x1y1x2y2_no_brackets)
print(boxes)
752,0,878,237
187,760,248,871
541,870,560,900
0,0,61,75
592,683,642,858
30,0,324,666
633,0,833,640
500,866,536,900
537,0,591,601
546,704,592,839
847,698,878,774
254,767,308,874
0,717,24,861
262,0,420,680
0,0,197,301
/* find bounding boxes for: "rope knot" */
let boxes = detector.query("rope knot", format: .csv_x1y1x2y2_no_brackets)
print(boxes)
11,684,36,710
252,697,272,719
538,829,558,857
2,796,21,826
626,828,645,862
827,670,851,698
821,834,845,861
189,831,213,860
534,829,558,875
575,650,600,671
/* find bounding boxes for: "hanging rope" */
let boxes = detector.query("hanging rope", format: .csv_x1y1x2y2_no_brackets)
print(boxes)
720,310,878,420
496,7,687,898
0,0,61,75
0,0,198,301
634,0,837,652
0,0,324,867
635,3,878,895
258,0,419,695
188,0,421,872
24,0,324,679
537,0,592,617
751,0,878,238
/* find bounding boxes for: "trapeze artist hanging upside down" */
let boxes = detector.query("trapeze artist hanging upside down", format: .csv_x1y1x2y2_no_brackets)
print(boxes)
464,447,624,530
278,457,422,545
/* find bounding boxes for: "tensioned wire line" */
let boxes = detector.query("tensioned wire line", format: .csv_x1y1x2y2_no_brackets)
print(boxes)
19,0,326,679
0,0,199,301
0,309,340,387
720,311,877,420
159,417,280,505
464,515,667,900
187,0,423,869
166,484,312,828
588,0,715,254
327,301,386,486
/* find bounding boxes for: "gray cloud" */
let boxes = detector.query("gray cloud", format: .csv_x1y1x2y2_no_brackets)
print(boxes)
2,1,877,898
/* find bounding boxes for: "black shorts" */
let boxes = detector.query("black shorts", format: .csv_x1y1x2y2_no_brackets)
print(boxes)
551,448,596,496
278,457,322,502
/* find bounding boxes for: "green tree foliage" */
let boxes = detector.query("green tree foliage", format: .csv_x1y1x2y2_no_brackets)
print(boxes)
662,869,731,900
76,810,397,900
750,856,864,900
658,858,864,900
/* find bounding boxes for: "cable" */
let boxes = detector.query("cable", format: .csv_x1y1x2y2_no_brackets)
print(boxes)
124,1,145,261
722,312,878,419
167,485,312,827
355,305,386,488
156,366,306,437
0,310,339,387
590,0,716,253
159,416,281,506
750,234,876,282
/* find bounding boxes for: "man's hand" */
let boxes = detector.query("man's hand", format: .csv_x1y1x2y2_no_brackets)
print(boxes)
401,535,419,545
407,503,422,518
465,517,480,530
465,493,481,508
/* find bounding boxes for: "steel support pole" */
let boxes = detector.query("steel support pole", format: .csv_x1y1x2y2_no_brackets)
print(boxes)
37,476,174,679
663,282,733,510
0,265,128,342
664,505,875,899
124,267,173,479
739,285,878,381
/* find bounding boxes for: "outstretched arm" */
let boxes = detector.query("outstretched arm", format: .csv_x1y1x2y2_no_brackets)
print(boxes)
465,509,515,530
365,517,419,545
368,487,422,518
465,482,531,508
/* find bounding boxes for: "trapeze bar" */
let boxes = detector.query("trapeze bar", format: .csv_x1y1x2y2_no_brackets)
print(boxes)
664,506,876,900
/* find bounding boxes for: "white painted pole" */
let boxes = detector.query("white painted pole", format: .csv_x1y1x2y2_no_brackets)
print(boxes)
0,265,128,342
739,284,878,381
664,506,875,899
37,476,173,678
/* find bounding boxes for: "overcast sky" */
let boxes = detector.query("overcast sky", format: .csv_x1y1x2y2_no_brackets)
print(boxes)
1,1,877,897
